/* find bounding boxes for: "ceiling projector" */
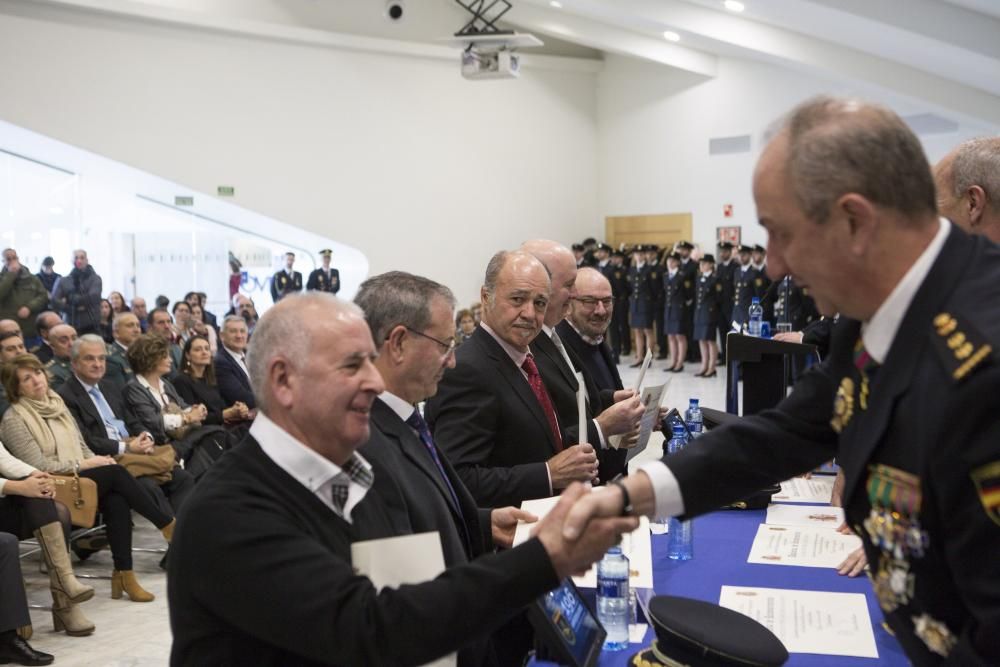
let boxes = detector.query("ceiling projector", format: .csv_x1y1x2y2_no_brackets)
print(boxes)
447,1,543,80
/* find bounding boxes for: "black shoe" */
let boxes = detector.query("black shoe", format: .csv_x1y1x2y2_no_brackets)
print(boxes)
655,354,668,360
159,552,169,571
669,365,684,373
702,370,718,378
693,370,706,377
629,361,643,368
0,634,55,666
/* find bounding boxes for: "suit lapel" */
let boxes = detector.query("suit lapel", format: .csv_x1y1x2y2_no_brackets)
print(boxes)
533,331,579,390
69,377,104,430
473,328,556,453
839,226,973,504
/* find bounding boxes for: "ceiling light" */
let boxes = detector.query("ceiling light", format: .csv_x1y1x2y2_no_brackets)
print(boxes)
724,0,745,12
662,30,681,42
550,1,562,7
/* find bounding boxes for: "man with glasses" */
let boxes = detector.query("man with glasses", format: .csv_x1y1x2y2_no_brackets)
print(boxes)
558,268,626,402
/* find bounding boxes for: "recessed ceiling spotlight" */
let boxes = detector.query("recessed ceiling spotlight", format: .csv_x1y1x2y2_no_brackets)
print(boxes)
724,0,745,12
550,1,562,7
662,30,681,42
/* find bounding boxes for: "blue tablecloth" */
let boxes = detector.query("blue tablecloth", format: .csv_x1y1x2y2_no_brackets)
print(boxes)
532,508,908,666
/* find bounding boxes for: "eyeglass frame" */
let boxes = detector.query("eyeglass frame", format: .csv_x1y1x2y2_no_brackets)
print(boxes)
572,296,614,309
395,325,457,357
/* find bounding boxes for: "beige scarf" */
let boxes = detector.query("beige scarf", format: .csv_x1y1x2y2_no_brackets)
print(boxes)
11,390,87,464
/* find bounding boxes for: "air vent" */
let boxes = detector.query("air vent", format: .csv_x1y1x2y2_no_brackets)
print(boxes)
709,135,751,155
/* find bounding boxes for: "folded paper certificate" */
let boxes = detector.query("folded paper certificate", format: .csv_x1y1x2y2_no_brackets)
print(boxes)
352,532,454,667
719,586,878,658
513,492,654,589
772,476,835,504
747,524,862,568
610,348,653,449
765,503,845,529
624,381,669,463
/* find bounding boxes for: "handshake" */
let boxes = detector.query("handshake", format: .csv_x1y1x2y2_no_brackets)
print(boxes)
528,474,657,580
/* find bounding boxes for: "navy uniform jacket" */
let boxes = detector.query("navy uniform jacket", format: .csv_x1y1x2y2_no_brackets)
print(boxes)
270,270,303,302
627,264,654,328
716,259,737,321
773,276,819,331
647,261,664,306
732,265,764,325
662,270,689,335
306,267,340,294
692,273,723,340
605,264,628,301
663,224,1000,665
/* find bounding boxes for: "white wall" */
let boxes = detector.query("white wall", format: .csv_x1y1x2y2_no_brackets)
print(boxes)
597,54,998,254
0,4,602,306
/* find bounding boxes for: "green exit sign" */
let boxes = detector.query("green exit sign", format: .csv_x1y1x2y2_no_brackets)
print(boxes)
217,186,235,197
175,196,194,206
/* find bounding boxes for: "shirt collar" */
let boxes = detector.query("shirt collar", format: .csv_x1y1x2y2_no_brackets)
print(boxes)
74,374,97,393
135,374,161,394
251,411,372,521
224,346,245,360
378,390,415,422
480,321,529,368
567,320,604,346
862,218,950,364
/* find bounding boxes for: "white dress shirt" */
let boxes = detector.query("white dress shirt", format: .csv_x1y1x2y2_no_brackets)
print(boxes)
640,219,951,520
75,374,128,454
136,374,185,432
224,346,251,380
251,411,372,523
0,440,37,497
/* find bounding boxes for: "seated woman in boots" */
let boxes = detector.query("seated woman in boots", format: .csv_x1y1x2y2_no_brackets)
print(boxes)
0,439,94,637
0,354,175,603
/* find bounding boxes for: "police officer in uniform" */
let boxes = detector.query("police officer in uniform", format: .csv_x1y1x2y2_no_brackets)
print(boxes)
675,241,698,363
270,252,303,303
662,253,689,373
692,254,722,378
773,276,819,332
627,245,654,367
732,245,763,329
752,244,774,324
306,249,340,294
607,250,630,361
644,245,666,360
562,96,1000,666
715,241,737,363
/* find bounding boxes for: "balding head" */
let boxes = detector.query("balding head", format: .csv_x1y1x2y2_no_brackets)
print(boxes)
0,320,21,337
481,250,550,352
520,240,577,327
934,137,1000,244
569,268,614,339
48,324,77,359
247,293,383,465
35,311,61,341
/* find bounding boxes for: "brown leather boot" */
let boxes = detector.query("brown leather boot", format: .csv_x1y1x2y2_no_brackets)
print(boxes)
51,590,95,636
111,570,155,602
34,522,94,604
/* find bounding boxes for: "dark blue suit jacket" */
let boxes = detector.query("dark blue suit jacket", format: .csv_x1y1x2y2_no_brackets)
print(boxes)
214,349,255,409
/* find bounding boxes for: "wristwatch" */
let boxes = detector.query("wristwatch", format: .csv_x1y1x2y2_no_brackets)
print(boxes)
608,475,634,516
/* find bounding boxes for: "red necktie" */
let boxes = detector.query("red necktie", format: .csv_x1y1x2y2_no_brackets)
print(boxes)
521,354,564,451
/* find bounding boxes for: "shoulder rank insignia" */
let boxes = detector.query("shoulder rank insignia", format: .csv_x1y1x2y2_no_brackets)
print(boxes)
651,272,658,280
754,278,763,287
715,283,723,292
970,461,1000,527
930,312,993,381
684,280,691,288
44,359,55,369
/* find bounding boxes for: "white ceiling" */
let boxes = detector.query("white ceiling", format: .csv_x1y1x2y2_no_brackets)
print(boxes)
23,0,1000,127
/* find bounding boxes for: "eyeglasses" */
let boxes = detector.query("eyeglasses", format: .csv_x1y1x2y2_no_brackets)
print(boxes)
573,296,613,309
403,326,457,357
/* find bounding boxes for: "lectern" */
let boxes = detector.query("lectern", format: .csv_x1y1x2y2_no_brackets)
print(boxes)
726,333,817,415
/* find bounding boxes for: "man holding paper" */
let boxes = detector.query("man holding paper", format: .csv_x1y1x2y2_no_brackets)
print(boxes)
167,293,638,666
562,97,1000,665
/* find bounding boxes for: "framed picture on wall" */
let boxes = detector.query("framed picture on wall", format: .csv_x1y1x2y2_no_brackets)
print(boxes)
717,226,741,246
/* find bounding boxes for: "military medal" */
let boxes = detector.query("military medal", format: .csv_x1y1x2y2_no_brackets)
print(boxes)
830,377,854,433
912,613,956,657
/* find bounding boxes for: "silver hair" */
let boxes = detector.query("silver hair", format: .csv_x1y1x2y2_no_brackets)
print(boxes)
354,272,455,345
246,292,363,414
71,334,106,361
222,314,247,330
950,137,1000,213
112,311,138,332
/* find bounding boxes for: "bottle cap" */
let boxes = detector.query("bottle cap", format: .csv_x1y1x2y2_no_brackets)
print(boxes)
751,296,760,304
689,398,699,407
671,422,686,437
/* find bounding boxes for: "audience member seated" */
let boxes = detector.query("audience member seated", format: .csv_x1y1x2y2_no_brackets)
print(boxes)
31,311,62,363
173,335,252,437
146,308,182,373
187,303,217,353
184,292,217,332
1,439,96,636
455,307,476,345
0,354,175,603
58,335,194,516
0,532,55,665
0,331,28,416
130,297,148,332
96,298,114,343
105,312,141,391
42,324,76,390
108,291,129,316
214,315,255,410
225,294,258,334
50,250,103,336
125,335,227,480
0,320,19,338
171,301,194,345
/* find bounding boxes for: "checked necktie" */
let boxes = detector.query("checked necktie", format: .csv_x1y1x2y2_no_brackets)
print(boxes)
521,354,564,451
329,454,374,515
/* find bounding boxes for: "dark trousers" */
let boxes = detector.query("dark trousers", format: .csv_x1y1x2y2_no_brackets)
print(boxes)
82,465,173,571
718,307,734,361
610,298,630,358
0,495,62,538
653,298,666,356
0,533,30,631
137,466,194,517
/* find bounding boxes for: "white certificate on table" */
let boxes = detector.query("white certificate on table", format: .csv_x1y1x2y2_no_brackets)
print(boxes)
719,586,878,658
747,524,862,568
771,476,835,504
765,503,845,529
513,492,654,590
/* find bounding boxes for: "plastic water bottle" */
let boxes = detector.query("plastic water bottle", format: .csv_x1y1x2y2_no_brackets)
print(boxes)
665,423,694,560
748,296,763,337
652,423,689,534
685,399,703,439
597,546,630,651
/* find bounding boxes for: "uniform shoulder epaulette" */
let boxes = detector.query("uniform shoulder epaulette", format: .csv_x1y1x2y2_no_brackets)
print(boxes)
44,359,55,368
931,311,995,382
683,280,692,289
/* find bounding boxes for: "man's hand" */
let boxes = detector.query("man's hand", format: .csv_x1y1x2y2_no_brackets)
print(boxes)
595,395,644,437
773,331,804,344
532,483,638,579
612,389,636,403
618,426,640,450
563,472,657,539
837,546,868,577
491,506,537,549
126,435,154,454
17,306,30,319
548,444,598,490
